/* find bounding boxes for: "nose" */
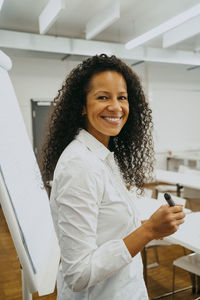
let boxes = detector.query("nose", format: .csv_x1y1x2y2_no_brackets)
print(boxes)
107,97,122,112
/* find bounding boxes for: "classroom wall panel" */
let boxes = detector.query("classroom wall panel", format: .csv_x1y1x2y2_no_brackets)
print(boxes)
151,88,200,153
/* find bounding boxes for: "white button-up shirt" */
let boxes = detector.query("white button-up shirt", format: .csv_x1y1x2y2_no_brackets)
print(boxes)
50,129,149,300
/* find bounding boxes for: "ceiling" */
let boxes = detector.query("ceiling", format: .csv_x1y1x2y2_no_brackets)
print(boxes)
0,0,200,66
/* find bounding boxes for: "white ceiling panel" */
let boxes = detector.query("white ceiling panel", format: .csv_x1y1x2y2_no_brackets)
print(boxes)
0,0,200,65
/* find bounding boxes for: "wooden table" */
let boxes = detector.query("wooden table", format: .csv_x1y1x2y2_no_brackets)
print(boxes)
155,169,200,190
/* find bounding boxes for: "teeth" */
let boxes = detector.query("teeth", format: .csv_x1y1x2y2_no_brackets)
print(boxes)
104,117,120,121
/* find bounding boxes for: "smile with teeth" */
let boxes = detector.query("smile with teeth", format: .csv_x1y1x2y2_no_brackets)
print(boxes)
102,116,122,121
101,116,123,124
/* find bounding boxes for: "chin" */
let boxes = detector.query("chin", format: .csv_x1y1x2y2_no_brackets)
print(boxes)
106,129,121,136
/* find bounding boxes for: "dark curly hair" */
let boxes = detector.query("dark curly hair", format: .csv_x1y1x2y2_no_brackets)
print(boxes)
40,54,154,193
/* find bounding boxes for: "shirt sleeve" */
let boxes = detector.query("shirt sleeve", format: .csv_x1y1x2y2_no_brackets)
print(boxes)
53,157,132,292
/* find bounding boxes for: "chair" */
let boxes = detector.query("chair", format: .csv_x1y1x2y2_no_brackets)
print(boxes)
178,165,200,210
155,183,184,198
143,188,153,198
172,253,200,298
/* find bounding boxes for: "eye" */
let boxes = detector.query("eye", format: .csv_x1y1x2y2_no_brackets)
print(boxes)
118,96,128,100
97,96,108,100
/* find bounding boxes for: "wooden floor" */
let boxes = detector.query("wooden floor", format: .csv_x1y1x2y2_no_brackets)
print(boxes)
1,199,200,300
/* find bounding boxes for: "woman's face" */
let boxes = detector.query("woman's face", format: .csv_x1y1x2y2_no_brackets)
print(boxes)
83,71,129,147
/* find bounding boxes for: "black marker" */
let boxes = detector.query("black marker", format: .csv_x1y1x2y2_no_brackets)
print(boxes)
164,193,175,207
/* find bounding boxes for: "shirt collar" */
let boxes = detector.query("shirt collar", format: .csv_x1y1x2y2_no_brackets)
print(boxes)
75,129,111,161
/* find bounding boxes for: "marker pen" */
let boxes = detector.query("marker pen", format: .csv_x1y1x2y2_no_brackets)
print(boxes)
164,193,175,207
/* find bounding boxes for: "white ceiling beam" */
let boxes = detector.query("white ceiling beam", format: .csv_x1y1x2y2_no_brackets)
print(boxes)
0,0,5,11
125,3,200,50
0,30,71,53
86,0,120,40
0,30,200,66
163,15,200,48
143,47,200,65
39,0,65,35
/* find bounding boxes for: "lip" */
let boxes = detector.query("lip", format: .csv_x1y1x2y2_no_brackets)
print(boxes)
101,116,123,119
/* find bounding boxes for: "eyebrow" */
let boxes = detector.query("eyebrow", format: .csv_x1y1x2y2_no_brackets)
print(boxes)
93,90,128,96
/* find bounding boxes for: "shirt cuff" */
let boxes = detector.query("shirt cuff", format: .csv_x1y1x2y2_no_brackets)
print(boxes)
121,239,133,262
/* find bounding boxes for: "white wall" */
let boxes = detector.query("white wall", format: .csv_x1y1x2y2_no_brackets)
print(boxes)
134,62,200,168
8,56,79,143
7,55,200,169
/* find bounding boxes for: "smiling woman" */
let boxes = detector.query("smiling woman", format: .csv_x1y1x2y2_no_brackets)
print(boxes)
39,54,185,300
83,71,129,146
41,54,154,191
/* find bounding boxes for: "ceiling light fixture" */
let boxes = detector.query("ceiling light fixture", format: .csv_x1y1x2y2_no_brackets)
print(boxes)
163,15,200,48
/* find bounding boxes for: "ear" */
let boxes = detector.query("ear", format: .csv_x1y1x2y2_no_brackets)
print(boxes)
82,105,87,115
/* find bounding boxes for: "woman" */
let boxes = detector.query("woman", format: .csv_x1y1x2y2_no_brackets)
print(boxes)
41,54,185,300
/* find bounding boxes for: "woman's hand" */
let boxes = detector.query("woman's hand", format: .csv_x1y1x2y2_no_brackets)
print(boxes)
123,204,185,258
143,204,185,240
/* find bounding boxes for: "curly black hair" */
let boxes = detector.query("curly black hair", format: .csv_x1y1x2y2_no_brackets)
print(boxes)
40,54,154,192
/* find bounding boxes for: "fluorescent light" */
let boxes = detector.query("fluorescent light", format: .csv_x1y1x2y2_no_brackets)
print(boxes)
86,0,120,40
0,0,5,11
163,15,200,48
39,0,65,35
125,3,200,50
